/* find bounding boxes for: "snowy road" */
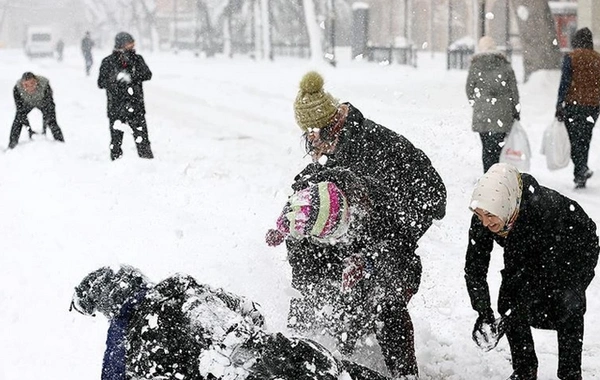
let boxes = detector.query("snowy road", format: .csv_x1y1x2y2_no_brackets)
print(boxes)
0,47,599,380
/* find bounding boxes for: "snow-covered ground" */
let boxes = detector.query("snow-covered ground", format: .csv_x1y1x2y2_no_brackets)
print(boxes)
1,46,599,380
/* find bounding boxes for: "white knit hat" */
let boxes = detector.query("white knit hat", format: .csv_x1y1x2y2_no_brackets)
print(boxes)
469,163,522,223
478,36,497,53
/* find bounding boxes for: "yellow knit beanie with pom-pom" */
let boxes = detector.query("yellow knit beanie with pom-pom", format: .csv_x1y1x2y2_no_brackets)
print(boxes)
294,71,339,131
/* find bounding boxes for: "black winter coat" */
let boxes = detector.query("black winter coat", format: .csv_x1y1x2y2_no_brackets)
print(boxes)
97,50,152,122
465,174,599,326
317,103,447,243
102,274,264,380
13,76,57,125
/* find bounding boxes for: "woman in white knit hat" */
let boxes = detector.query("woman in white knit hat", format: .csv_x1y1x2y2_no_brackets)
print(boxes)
464,163,599,380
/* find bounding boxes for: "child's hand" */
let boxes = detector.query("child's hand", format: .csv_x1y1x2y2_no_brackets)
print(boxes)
265,229,285,246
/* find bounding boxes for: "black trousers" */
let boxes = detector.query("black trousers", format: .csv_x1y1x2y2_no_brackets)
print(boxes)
286,238,420,377
564,105,599,182
505,289,586,380
479,131,507,173
109,116,154,160
9,107,64,148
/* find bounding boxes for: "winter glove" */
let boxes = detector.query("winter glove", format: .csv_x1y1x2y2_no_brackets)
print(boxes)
265,228,285,247
555,105,565,122
341,254,372,293
240,299,266,327
472,310,494,342
472,309,503,352
513,111,520,121
116,71,132,83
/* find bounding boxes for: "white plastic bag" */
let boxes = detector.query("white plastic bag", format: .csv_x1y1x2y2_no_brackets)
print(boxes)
500,121,531,172
541,119,571,170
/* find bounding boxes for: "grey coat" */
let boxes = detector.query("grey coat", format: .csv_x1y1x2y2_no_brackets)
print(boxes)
466,52,520,134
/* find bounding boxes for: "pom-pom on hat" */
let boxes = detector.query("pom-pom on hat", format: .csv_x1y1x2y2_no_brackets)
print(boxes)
294,71,339,132
277,181,350,241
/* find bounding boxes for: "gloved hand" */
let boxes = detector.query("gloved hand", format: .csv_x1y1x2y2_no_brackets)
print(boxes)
555,105,565,122
241,299,266,327
341,254,370,292
116,71,132,83
472,309,498,351
265,229,285,247
513,111,520,121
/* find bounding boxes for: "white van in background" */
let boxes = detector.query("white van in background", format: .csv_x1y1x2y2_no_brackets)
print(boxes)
24,26,55,58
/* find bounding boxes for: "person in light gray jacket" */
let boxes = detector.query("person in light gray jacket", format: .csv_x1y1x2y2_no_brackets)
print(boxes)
466,36,520,173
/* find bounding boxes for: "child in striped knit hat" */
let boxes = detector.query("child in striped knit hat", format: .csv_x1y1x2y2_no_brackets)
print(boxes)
266,181,351,246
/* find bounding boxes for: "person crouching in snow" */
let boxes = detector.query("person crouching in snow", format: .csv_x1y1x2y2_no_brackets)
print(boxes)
465,163,599,380
293,71,447,245
8,72,65,149
266,168,422,380
70,264,392,380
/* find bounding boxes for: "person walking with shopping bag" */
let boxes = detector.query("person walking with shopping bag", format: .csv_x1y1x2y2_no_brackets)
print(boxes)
555,27,600,188
466,36,521,173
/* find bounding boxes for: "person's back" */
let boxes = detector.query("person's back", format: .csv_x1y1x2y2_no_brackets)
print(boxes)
467,51,519,134
565,48,600,106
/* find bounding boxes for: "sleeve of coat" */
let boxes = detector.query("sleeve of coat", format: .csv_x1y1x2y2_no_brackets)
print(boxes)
98,59,109,89
133,55,152,82
556,54,572,107
549,194,599,291
13,86,29,125
507,67,520,113
43,84,57,118
465,63,478,103
464,214,495,315
213,287,265,327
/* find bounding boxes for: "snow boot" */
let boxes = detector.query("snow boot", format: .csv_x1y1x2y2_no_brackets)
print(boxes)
507,368,537,380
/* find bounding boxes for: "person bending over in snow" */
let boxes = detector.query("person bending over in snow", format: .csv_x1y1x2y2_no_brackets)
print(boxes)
266,168,422,380
70,264,391,380
8,72,65,149
292,70,446,244
465,163,599,380
98,32,153,161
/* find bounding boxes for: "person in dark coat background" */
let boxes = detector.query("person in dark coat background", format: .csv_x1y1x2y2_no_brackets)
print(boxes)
70,264,392,380
98,32,153,160
56,39,64,62
464,163,599,380
266,169,423,379
8,71,65,149
555,27,600,188
81,31,95,76
466,36,521,173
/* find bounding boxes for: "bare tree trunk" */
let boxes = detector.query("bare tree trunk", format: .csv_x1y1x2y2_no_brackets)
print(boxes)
302,0,324,62
510,0,562,81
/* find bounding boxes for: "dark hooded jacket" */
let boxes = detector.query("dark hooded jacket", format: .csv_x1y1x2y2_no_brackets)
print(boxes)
97,50,152,122
465,174,599,327
466,52,520,134
72,267,390,380
300,103,447,242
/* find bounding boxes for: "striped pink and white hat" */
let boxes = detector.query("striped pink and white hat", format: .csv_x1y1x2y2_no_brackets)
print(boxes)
276,181,351,241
